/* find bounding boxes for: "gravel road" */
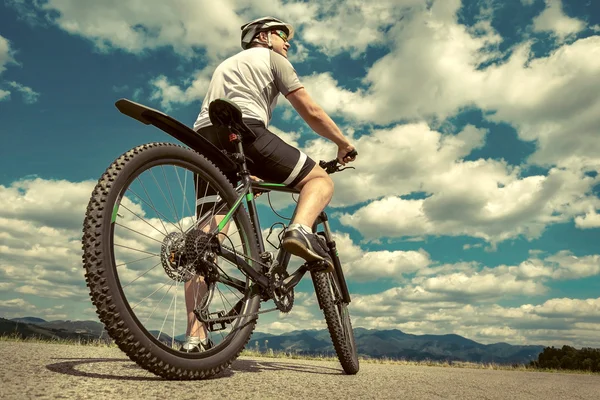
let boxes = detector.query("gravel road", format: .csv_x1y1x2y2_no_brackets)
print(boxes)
1,341,599,399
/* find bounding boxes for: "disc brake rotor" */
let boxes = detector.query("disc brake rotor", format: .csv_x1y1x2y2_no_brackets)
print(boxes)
160,232,194,282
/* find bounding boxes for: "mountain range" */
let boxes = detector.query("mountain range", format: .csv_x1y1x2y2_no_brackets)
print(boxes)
2,316,545,364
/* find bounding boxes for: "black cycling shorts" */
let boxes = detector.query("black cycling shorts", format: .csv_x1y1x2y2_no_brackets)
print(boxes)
194,118,316,216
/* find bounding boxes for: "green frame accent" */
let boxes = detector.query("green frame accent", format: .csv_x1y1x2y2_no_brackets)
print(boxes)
258,183,286,187
111,205,119,223
217,191,246,231
213,180,301,234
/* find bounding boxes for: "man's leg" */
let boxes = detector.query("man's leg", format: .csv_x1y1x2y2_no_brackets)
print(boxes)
281,164,335,270
291,164,334,228
182,214,232,351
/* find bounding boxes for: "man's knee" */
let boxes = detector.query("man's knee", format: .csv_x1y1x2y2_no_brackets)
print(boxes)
294,164,334,192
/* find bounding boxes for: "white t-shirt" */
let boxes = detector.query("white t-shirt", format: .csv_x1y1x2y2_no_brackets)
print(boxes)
193,48,303,130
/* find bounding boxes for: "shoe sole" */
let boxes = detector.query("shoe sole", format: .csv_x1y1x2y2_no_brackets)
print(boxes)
282,238,334,271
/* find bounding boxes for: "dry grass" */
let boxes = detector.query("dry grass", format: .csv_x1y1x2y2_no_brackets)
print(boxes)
0,333,116,347
239,348,599,375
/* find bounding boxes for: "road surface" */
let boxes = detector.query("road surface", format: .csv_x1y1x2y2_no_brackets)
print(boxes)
1,341,599,399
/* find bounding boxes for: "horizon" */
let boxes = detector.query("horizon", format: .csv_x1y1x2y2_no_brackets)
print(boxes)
4,314,548,348
1,0,600,349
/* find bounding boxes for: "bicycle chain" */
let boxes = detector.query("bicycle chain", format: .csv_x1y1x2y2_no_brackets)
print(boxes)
219,242,269,271
196,305,280,324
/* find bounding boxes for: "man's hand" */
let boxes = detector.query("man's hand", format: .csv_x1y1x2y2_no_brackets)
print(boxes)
250,175,265,198
337,144,357,166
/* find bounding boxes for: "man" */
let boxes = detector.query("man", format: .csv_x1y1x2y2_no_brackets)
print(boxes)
181,16,356,352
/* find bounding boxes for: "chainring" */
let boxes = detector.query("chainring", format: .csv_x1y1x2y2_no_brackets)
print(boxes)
268,265,294,313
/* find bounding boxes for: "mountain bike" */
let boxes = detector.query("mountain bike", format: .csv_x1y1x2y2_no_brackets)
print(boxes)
81,98,359,380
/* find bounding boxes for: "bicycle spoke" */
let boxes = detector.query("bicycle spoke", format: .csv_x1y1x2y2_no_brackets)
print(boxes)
144,281,175,327
136,176,171,235
174,165,195,222
116,254,158,268
131,275,179,311
150,168,182,230
114,243,160,258
115,222,164,245
126,187,182,234
161,166,183,232
122,261,162,289
118,203,169,239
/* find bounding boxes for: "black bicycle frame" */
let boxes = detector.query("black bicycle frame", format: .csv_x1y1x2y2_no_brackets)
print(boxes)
201,139,352,304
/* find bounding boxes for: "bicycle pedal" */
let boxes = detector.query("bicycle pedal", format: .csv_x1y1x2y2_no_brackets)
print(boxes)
207,310,228,332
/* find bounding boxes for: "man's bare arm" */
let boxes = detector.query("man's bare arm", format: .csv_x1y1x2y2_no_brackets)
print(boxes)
286,88,352,149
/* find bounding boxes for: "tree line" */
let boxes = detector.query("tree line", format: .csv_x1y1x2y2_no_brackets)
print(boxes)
530,345,600,372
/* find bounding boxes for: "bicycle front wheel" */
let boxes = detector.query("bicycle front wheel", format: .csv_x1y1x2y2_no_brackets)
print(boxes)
312,269,359,374
82,142,261,379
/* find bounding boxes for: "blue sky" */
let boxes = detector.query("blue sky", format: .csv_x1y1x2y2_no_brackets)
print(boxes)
1,0,600,348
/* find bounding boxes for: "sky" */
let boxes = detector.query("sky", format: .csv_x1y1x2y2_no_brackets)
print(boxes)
1,0,599,348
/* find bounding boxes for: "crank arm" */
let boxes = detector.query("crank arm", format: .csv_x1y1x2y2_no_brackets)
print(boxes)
282,261,328,292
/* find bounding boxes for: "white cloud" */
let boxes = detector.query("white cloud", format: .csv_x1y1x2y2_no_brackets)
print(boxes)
294,3,600,174
0,35,17,75
334,232,431,282
349,294,600,347
6,81,40,104
0,178,95,231
535,297,600,319
336,133,599,244
0,34,40,104
0,298,39,317
343,249,600,346
13,0,315,61
149,67,214,111
299,73,376,119
301,0,420,57
480,37,600,169
0,298,69,320
532,0,585,41
574,208,600,229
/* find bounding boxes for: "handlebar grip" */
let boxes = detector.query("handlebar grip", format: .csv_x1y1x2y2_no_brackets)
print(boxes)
319,149,358,174
345,149,358,159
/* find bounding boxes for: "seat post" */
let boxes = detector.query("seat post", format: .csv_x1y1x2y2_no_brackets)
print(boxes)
229,130,265,254
228,130,251,178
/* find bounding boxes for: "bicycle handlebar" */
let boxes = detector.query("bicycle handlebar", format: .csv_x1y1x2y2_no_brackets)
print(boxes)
319,149,358,174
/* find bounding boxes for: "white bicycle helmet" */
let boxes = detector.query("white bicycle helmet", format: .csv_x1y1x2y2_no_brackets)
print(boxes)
240,16,294,50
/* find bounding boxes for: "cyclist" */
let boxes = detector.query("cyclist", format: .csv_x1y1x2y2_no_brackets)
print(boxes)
181,16,357,352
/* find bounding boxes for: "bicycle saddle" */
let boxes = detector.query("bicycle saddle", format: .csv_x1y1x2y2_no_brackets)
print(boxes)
209,99,257,143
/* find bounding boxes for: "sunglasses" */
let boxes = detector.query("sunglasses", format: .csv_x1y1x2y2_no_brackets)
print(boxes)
273,30,288,43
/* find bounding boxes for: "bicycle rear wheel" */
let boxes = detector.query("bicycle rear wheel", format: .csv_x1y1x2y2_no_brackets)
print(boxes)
312,269,359,374
82,142,261,379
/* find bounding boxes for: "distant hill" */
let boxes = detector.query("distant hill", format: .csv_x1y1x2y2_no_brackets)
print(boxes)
248,328,545,364
2,316,545,364
10,317,47,325
1,317,108,342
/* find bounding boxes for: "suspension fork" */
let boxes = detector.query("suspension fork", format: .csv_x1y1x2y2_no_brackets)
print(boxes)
313,211,352,304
